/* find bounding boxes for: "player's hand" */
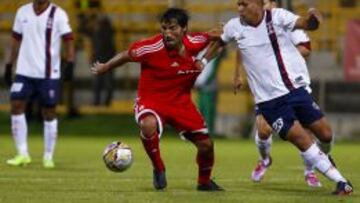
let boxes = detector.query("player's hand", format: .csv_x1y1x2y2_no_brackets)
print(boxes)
91,61,109,75
207,22,224,40
307,8,323,30
233,75,244,95
194,59,206,71
308,8,323,23
4,63,13,87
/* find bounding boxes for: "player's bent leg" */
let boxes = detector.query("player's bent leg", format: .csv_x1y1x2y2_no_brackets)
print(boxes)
308,117,333,154
138,113,166,190
287,122,352,195
183,132,224,191
255,114,273,159
7,100,31,166
252,115,273,182
301,130,322,187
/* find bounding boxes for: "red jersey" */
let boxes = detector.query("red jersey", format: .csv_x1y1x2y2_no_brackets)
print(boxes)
128,33,210,105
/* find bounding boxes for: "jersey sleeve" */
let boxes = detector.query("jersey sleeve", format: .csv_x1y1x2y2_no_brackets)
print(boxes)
128,35,163,63
128,41,148,63
274,8,299,32
290,29,310,45
57,8,73,39
12,9,23,40
221,20,235,43
186,32,210,55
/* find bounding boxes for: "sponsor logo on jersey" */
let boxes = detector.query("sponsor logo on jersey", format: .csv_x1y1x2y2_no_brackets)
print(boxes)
170,62,179,67
177,69,202,75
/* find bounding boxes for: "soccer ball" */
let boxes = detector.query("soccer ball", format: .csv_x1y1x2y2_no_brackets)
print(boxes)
102,141,133,172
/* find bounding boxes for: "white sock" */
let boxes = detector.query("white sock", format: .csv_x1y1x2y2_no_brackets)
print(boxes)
301,152,315,175
301,143,346,183
316,139,333,154
11,114,29,157
255,130,272,161
44,119,58,160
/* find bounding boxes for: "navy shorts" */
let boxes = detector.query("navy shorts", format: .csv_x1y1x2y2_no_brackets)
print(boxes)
10,75,60,107
257,87,323,140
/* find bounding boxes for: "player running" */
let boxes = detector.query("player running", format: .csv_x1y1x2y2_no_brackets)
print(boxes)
197,0,353,195
91,8,223,191
245,0,321,187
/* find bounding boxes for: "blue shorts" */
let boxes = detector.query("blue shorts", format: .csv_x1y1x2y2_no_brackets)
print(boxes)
10,75,60,108
257,87,323,140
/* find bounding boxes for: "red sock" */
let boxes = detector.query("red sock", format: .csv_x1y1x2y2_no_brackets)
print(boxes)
197,148,214,185
141,132,165,172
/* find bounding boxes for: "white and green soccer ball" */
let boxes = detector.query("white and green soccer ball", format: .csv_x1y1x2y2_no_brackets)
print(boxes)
102,141,133,172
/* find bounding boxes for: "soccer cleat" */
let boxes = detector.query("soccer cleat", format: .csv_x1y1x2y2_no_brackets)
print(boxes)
251,156,272,182
332,181,353,196
197,180,224,191
153,170,167,190
305,172,322,187
6,155,31,166
43,159,55,169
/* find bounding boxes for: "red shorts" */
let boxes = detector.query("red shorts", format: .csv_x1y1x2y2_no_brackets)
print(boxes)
134,99,208,137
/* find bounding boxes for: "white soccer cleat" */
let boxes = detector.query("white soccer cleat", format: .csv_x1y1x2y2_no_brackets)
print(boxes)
305,172,322,187
251,157,272,182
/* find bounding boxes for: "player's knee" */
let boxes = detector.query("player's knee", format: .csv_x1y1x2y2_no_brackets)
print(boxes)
42,107,56,121
139,115,158,137
11,100,26,115
317,126,333,143
258,125,272,139
195,137,213,154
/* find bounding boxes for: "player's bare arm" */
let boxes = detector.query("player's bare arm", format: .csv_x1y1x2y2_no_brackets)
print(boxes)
294,8,323,31
3,37,21,86
62,38,75,81
194,40,226,70
64,39,75,63
91,50,134,75
233,49,244,94
296,44,311,57
206,23,223,41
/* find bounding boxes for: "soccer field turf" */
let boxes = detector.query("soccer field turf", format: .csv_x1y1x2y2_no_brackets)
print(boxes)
0,114,358,202
0,134,358,203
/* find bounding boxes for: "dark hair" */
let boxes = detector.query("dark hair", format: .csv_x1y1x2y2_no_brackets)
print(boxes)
160,8,189,28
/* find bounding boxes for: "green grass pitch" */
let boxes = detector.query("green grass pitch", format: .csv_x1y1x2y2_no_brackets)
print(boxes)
0,114,358,203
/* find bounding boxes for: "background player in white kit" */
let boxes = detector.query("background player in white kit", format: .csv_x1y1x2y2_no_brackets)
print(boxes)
3,0,75,168
241,0,322,187
197,0,353,195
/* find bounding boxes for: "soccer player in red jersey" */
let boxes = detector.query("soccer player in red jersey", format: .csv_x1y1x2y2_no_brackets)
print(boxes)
91,8,223,191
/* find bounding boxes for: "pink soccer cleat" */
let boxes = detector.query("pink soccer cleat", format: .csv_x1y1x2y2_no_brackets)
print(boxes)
251,157,272,182
305,171,322,187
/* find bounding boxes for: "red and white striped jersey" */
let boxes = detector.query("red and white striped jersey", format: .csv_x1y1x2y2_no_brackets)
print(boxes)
128,33,209,105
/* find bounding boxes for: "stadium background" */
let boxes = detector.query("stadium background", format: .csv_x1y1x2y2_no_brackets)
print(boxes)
0,1,359,202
